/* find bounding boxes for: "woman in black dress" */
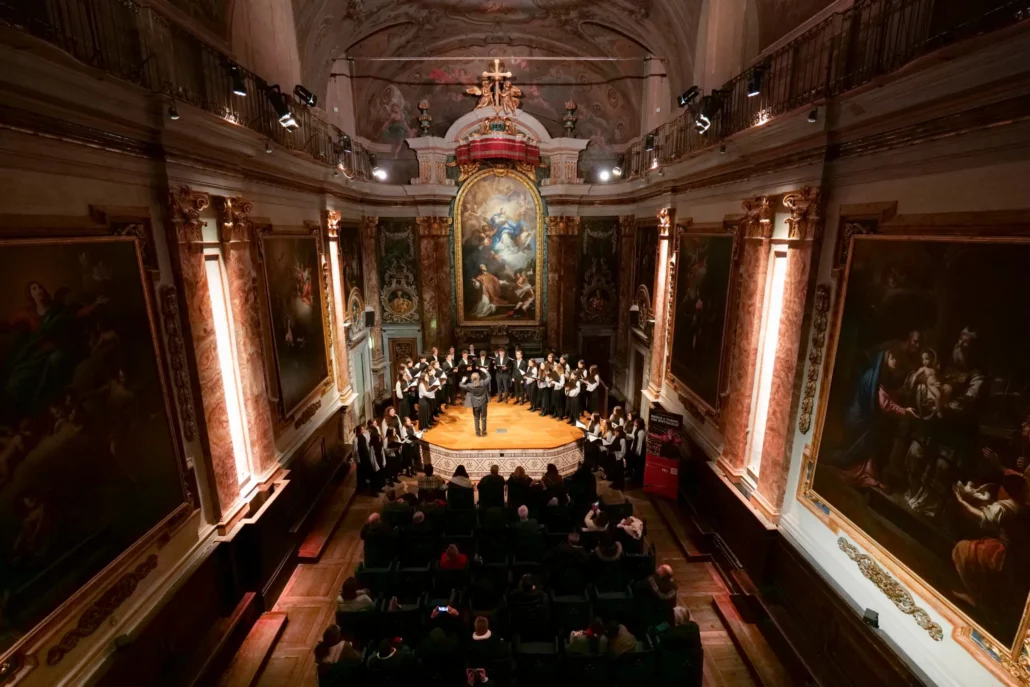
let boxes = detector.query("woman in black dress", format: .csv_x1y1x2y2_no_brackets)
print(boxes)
537,363,552,416
418,372,435,431
394,371,410,420
400,416,421,475
586,365,603,416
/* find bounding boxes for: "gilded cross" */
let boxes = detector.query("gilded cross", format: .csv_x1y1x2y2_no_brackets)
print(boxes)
482,58,512,108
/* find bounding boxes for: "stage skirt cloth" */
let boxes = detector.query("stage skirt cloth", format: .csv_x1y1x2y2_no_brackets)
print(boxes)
419,399,433,430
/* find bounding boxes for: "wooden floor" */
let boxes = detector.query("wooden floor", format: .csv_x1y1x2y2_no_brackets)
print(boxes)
420,400,584,450
257,477,765,687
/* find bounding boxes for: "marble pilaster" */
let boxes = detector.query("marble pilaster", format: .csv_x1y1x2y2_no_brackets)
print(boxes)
645,208,675,397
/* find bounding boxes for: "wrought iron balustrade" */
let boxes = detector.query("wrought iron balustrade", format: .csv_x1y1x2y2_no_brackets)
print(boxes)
0,0,372,179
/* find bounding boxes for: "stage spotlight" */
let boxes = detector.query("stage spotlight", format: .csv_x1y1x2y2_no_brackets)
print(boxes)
168,103,179,120
747,65,766,98
650,157,659,170
293,84,317,108
372,167,388,181
229,65,247,97
677,86,700,108
265,141,272,154
599,170,611,182
720,144,727,154
644,133,656,152
341,134,352,154
611,166,623,177
266,85,298,130
694,110,711,135
808,108,819,123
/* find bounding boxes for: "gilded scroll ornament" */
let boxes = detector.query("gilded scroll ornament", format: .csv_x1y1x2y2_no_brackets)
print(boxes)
798,283,832,433
837,537,944,642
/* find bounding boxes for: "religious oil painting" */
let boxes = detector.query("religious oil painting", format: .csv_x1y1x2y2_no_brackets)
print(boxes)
454,169,544,326
669,233,736,413
376,219,421,325
810,237,1030,648
0,238,184,655
337,223,365,308
261,235,330,416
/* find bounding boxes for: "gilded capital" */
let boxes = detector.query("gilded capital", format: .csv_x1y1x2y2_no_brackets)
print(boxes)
325,210,341,238
361,216,379,238
215,195,253,243
168,185,210,244
784,186,822,241
546,216,581,237
618,215,635,237
416,216,452,237
741,195,773,239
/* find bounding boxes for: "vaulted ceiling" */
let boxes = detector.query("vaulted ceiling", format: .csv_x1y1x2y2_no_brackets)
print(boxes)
292,0,703,149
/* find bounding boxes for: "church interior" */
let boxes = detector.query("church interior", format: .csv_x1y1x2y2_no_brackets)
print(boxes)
1,1,1029,685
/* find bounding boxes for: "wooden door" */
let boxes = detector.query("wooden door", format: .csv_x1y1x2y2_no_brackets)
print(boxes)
390,337,418,387
632,349,645,414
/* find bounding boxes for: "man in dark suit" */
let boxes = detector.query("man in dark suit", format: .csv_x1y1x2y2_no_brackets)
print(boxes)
475,349,494,395
494,346,512,402
543,532,590,594
478,464,506,508
512,348,528,405
460,370,492,437
381,488,412,528
509,505,540,535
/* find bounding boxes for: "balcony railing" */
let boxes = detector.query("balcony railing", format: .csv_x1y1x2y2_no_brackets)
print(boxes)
624,0,1030,180
0,0,373,180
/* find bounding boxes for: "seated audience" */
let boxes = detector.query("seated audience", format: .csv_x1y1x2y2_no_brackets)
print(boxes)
583,505,610,532
634,564,678,626
420,626,462,675
616,514,645,553
468,616,510,668
508,573,550,635
510,504,540,535
568,461,598,505
507,466,533,510
439,543,468,570
367,637,414,676
606,621,638,658
418,464,446,501
336,576,374,613
469,574,504,615
478,464,506,508
417,496,446,530
381,488,412,527
592,530,624,591
543,532,590,594
360,513,396,565
567,618,608,655
659,606,702,649
407,509,433,534
654,606,704,686
447,465,475,509
541,497,569,532
314,624,362,686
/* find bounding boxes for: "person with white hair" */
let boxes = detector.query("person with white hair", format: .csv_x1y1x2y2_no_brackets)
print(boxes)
510,504,540,535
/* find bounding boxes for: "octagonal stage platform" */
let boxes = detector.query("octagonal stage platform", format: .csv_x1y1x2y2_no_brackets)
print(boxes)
419,403,585,480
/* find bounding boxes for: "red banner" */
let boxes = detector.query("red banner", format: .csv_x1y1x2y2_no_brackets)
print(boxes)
455,137,540,165
643,410,684,499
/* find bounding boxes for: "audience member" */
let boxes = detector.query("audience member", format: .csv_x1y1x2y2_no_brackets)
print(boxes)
439,543,468,570
407,509,432,534
592,530,624,591
419,626,462,676
567,618,608,655
477,464,506,508
541,496,570,532
583,505,610,531
367,637,413,677
606,621,638,658
542,463,567,504
634,564,678,627
417,463,446,501
314,624,362,686
336,576,374,613
447,465,475,509
568,460,598,505
616,514,646,553
507,466,532,510
508,574,550,636
360,513,396,566
468,616,510,668
510,505,540,535
543,532,590,594
381,488,412,528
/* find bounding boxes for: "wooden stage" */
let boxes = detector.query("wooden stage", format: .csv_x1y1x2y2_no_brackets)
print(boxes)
421,402,584,449
419,402,585,479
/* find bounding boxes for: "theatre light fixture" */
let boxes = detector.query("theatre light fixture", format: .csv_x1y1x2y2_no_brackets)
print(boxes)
747,64,766,97
293,84,317,107
266,85,298,130
677,86,699,108
229,65,247,97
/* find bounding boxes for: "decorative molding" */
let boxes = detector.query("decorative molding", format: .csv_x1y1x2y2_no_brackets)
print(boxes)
325,210,341,238
416,216,452,237
167,186,210,244
294,399,323,430
741,195,773,239
837,537,944,642
657,207,672,237
215,195,253,243
45,554,160,666
546,216,581,237
158,285,199,446
783,186,822,241
837,220,875,269
798,283,832,434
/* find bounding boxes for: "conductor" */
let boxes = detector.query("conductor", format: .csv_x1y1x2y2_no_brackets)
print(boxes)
460,371,492,437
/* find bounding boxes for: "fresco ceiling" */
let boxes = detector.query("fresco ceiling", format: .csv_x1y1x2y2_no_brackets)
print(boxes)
293,0,703,154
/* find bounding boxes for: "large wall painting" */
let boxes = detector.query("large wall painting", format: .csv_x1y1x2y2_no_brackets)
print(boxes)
337,222,366,330
0,238,185,657
454,169,544,326
809,236,1030,651
579,218,619,325
632,222,658,337
376,219,420,325
669,231,737,415
259,232,331,419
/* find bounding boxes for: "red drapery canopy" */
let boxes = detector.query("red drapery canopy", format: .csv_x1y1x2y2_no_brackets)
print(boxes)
455,136,540,165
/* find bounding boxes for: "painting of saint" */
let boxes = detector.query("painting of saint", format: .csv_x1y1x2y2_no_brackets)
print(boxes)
455,170,543,325
337,224,365,307
261,235,329,415
811,237,1030,648
669,233,736,412
0,238,184,656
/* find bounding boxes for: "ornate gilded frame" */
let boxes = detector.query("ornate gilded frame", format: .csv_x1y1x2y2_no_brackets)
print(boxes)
797,208,1030,686
0,213,194,677
664,220,740,425
253,223,334,432
453,167,544,327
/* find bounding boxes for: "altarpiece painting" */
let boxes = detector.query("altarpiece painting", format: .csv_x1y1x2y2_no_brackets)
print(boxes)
0,238,185,655
454,169,544,326
669,232,737,414
810,236,1030,649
